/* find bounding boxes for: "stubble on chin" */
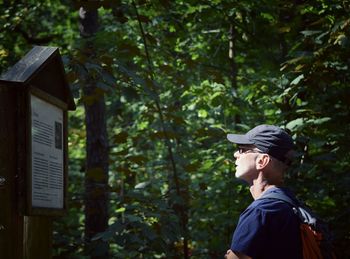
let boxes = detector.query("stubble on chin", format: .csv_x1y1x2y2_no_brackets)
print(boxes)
235,167,258,184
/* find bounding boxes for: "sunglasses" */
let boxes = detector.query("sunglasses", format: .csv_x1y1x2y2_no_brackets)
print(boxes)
237,146,263,154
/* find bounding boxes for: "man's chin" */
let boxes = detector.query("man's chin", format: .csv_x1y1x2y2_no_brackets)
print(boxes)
235,172,254,184
235,173,248,182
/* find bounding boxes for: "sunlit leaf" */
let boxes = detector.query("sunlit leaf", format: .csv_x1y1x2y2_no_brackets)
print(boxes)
115,207,126,213
300,30,322,36
135,181,150,189
290,74,304,85
198,109,208,118
286,118,304,130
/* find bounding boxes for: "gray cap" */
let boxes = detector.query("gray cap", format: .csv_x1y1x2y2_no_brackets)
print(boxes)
227,124,294,163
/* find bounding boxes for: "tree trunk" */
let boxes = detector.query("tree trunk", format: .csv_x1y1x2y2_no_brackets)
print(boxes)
79,7,110,259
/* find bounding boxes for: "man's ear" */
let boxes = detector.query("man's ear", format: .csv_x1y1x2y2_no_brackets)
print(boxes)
256,154,270,170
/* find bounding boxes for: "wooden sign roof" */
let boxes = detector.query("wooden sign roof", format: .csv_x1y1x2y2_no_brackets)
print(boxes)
0,46,76,110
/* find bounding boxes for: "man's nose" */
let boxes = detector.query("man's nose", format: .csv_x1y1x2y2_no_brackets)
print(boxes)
234,150,240,159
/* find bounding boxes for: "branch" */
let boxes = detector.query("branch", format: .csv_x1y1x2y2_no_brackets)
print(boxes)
132,1,180,195
132,2,189,258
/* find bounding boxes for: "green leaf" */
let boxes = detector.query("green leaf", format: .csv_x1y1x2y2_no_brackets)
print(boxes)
91,232,104,241
308,117,331,125
286,118,304,131
135,181,150,189
198,109,208,118
300,30,322,36
334,34,347,47
126,215,142,223
290,74,304,85
116,207,126,213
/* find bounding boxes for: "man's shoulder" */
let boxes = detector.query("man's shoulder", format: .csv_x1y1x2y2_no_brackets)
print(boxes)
249,197,290,212
248,187,296,213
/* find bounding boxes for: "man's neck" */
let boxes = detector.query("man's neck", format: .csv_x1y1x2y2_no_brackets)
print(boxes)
251,184,277,200
249,171,279,200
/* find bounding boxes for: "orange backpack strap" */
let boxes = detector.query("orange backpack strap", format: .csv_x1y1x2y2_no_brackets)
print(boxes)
300,223,323,259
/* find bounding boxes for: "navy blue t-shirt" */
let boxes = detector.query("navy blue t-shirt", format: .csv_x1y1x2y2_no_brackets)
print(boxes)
231,187,302,259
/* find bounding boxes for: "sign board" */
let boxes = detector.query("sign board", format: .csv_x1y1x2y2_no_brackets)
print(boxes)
31,94,64,209
0,46,76,216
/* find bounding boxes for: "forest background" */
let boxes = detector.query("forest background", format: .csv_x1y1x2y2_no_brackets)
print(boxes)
1,0,350,258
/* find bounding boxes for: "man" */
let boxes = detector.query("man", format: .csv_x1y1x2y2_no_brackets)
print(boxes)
225,124,302,259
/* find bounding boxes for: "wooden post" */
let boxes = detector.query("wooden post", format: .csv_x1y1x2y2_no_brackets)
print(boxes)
24,216,52,259
0,86,24,259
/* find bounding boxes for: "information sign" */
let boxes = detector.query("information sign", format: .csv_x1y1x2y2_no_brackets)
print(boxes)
31,94,64,209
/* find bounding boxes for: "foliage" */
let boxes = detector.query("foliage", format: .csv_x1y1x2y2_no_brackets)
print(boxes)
1,0,350,258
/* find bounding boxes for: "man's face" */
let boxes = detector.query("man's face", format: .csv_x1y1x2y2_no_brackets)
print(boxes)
234,145,261,182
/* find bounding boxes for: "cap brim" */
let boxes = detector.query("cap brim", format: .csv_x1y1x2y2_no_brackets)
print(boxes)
227,134,254,144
